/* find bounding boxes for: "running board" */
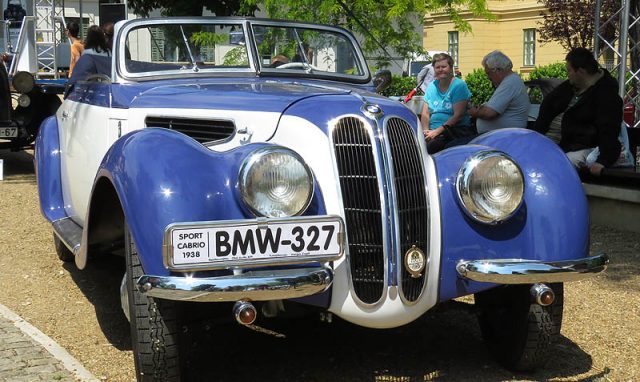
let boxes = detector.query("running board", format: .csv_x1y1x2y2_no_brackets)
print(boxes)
52,217,83,256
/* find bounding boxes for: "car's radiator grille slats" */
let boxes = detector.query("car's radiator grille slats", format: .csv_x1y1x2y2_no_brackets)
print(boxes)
387,118,429,302
332,117,385,304
145,117,235,144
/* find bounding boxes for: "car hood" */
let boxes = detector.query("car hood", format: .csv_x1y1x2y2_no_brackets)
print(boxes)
114,80,354,112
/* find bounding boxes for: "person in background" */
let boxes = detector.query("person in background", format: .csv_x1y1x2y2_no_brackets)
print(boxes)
270,55,289,67
532,47,622,176
416,62,434,94
468,50,530,133
82,25,110,57
66,21,83,77
101,22,114,53
420,53,475,154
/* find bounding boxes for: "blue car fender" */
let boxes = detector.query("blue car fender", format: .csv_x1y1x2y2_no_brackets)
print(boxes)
93,128,325,276
35,116,66,222
434,129,589,301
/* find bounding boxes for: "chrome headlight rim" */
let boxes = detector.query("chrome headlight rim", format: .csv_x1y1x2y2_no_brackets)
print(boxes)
455,150,524,225
12,71,35,94
239,146,314,218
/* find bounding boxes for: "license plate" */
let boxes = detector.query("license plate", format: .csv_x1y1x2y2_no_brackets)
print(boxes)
0,127,17,138
164,216,344,270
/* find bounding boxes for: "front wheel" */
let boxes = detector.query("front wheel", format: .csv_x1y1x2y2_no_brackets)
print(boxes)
474,283,564,371
125,222,181,382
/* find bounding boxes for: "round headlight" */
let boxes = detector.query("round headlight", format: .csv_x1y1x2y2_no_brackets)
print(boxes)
12,71,35,93
456,151,524,224
17,93,30,107
239,147,313,217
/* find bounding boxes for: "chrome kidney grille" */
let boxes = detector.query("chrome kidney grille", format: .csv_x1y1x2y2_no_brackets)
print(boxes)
332,116,428,305
333,117,385,304
387,118,429,302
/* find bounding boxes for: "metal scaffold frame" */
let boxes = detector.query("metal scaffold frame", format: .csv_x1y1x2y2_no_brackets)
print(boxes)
34,0,65,78
595,0,640,128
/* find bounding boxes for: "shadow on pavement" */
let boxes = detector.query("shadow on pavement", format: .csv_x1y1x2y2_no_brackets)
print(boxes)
180,300,594,382
63,255,131,351
0,150,36,183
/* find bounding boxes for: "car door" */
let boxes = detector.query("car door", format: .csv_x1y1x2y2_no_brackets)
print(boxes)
59,81,114,225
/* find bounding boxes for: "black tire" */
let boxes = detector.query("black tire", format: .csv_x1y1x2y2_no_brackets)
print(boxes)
125,222,181,382
53,233,74,262
474,283,564,371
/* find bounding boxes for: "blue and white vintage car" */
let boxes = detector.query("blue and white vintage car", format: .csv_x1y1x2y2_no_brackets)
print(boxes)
35,17,607,381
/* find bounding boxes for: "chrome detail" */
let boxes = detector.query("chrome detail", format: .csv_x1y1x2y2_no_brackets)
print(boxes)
233,300,257,325
238,146,314,218
120,273,130,322
162,215,344,271
385,117,429,302
455,253,609,284
456,150,524,224
531,283,555,306
332,116,386,304
362,103,383,118
403,246,426,279
52,217,83,257
136,266,333,302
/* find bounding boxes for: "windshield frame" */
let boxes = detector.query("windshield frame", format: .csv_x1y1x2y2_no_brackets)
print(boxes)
113,17,371,84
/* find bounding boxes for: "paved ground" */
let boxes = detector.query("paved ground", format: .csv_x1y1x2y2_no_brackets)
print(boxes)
0,304,97,382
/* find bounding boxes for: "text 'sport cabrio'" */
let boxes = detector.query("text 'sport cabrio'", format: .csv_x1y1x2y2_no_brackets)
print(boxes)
35,17,608,381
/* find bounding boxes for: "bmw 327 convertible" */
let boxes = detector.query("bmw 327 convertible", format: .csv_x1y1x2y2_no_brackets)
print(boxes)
35,17,608,381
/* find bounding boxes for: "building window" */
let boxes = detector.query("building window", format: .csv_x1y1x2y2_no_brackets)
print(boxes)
523,29,536,66
447,31,459,67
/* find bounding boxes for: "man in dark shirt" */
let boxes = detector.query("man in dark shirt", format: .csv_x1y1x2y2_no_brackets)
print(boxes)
532,47,622,176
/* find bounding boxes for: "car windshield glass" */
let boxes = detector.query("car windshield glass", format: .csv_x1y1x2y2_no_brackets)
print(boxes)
124,23,249,74
254,25,365,77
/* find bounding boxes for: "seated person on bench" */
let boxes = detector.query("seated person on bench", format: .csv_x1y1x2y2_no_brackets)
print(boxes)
532,48,622,176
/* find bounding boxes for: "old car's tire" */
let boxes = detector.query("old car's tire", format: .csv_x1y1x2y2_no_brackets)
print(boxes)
53,233,74,262
125,222,181,382
474,283,564,371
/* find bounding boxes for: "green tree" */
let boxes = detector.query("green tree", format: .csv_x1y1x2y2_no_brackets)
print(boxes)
127,0,257,17
249,0,492,67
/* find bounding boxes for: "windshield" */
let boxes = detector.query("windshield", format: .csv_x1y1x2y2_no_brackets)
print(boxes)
117,19,369,82
252,24,365,77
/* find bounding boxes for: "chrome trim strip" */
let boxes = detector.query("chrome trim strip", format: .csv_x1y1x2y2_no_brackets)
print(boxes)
456,254,609,284
52,217,83,256
136,266,333,302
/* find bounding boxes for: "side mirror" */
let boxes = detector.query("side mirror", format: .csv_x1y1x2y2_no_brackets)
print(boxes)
373,69,392,93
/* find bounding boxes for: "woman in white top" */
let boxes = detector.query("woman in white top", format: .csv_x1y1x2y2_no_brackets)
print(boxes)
82,25,110,57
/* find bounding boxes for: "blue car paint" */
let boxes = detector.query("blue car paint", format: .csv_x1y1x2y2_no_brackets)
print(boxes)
435,129,590,302
34,116,67,222
95,128,328,277
284,92,418,135
65,81,112,108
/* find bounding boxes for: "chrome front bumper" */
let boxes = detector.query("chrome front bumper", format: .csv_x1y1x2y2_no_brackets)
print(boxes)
456,253,609,284
136,266,333,302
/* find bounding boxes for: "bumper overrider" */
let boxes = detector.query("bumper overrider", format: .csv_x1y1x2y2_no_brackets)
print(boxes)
456,253,609,284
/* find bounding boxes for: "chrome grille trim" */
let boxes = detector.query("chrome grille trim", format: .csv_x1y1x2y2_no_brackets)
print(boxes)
145,116,235,144
332,116,386,305
385,117,429,303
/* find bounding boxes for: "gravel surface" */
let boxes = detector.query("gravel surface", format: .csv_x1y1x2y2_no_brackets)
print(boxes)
0,149,638,382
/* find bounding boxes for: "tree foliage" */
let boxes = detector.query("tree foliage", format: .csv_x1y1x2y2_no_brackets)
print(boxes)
537,0,619,51
127,0,257,17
